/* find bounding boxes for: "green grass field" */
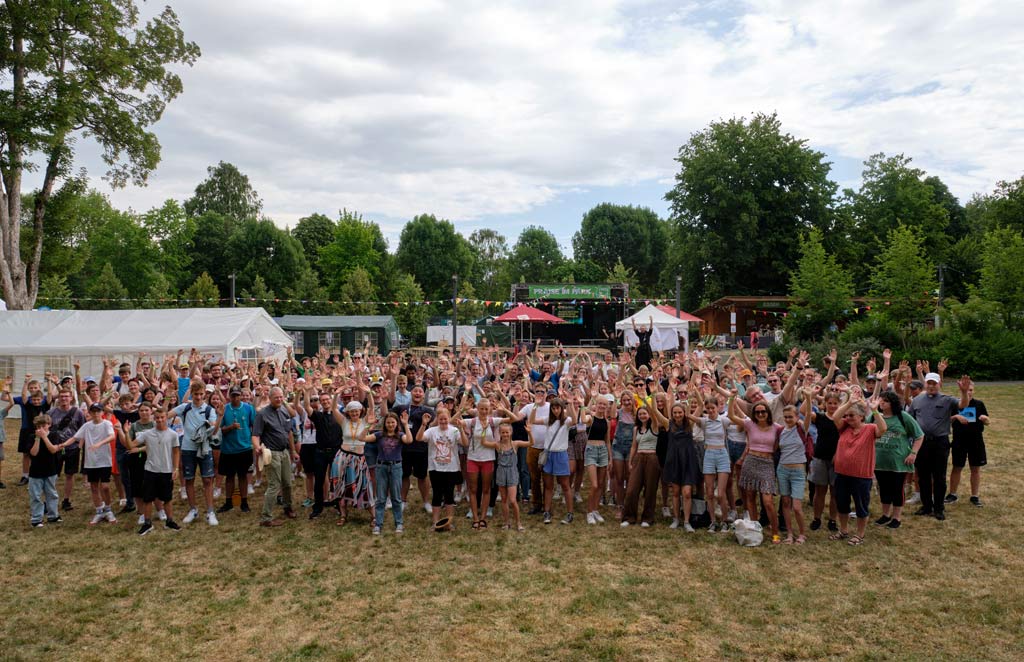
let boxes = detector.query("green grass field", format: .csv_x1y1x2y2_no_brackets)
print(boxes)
2,384,1022,661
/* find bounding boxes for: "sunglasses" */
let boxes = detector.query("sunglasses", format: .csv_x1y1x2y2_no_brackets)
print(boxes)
753,410,769,416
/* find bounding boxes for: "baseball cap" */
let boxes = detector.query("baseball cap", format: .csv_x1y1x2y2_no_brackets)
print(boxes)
320,377,333,385
84,376,97,384
229,387,242,396
924,372,941,383
739,369,753,378
865,374,878,382
88,403,103,412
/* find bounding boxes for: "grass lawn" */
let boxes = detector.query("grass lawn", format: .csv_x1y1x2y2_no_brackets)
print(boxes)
1,384,1023,661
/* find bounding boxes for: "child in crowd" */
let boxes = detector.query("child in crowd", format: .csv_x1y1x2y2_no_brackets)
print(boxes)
28,414,62,527
71,403,118,525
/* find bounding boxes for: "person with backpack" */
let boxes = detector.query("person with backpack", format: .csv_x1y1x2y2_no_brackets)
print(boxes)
870,390,924,530
171,382,220,527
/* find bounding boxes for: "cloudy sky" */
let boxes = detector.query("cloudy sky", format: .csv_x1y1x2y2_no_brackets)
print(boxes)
78,0,1024,254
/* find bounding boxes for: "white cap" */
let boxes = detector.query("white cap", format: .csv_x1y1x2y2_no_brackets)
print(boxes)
924,372,941,383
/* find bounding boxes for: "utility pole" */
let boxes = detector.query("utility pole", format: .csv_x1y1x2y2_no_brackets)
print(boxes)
229,274,236,308
675,275,682,319
935,264,945,328
452,274,458,349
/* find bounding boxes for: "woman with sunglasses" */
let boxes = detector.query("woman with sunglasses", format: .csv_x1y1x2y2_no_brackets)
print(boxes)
728,395,782,542
831,391,887,546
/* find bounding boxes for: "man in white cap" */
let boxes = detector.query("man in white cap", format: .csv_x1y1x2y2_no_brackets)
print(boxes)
908,372,971,521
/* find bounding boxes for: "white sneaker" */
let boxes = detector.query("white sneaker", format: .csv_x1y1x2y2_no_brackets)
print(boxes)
662,506,671,518
254,479,262,488
620,521,630,528
587,512,597,525
247,484,255,496
372,525,381,535
386,498,392,510
182,507,198,525
486,507,493,518
906,492,921,505
89,511,104,525
669,518,680,529
119,498,127,507
714,504,723,518
206,511,219,526
214,487,222,499
640,521,650,528
179,486,187,500
138,514,146,525
575,494,583,504
157,509,167,521
683,522,695,533
423,503,432,514
466,510,474,519
727,509,737,523
104,510,117,523
593,511,605,523
707,522,717,533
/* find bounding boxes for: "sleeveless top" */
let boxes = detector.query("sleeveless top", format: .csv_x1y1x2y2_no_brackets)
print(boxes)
636,426,658,452
588,417,608,443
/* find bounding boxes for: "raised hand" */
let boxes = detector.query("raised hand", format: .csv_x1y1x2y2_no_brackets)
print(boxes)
957,374,971,392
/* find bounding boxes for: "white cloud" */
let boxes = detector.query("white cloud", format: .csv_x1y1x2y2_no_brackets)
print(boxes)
71,0,1024,240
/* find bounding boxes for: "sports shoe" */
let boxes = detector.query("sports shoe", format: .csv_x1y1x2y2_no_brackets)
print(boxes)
849,512,857,520
913,508,933,517
301,498,314,508
31,521,44,528
254,479,262,487
587,512,597,525
395,525,404,534
887,519,902,529
423,503,432,514
104,509,117,523
543,511,552,524
906,492,921,505
240,501,250,513
600,494,607,506
683,522,695,533
827,519,838,532
118,498,127,507
89,511,104,526
669,518,680,529
0,481,6,489
47,516,63,524
970,496,983,507
247,484,255,495
466,510,474,519
934,511,946,521
62,498,73,511
944,493,958,504
662,506,671,518
487,507,494,518
217,502,234,513
386,498,393,510
372,525,381,535
214,487,223,499
206,511,219,526
726,509,737,523
874,515,891,526
138,521,153,536
561,513,574,525
138,514,146,525
179,486,187,500
707,522,718,533
157,509,167,521
182,507,199,524
118,503,136,515
165,519,181,530
593,511,605,523
18,476,29,486
575,494,583,504
640,521,650,528
810,518,822,531
620,520,630,527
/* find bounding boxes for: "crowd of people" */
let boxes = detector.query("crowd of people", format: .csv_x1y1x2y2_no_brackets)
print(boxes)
0,335,991,546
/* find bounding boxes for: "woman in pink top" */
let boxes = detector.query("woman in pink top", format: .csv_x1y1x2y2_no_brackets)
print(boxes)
831,391,887,546
728,395,783,543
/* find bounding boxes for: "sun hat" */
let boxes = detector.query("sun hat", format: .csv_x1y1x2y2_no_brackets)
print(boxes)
344,401,363,412
258,446,273,471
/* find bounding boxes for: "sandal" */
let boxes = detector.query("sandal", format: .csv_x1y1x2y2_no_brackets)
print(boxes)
336,515,347,527
847,535,865,546
517,525,525,532
472,520,480,530
782,535,794,545
829,531,849,541
479,520,487,529
795,535,807,545
502,523,511,530
771,534,782,544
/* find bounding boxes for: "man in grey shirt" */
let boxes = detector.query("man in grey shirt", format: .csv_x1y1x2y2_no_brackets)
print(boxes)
252,386,298,527
909,373,971,521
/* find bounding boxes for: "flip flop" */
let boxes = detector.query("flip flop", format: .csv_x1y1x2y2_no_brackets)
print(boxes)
771,534,782,544
795,535,807,545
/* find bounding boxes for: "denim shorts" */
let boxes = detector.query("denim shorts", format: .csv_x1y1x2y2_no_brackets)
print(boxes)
702,447,731,475
181,450,215,480
727,440,746,464
542,450,571,476
584,444,609,468
777,464,807,500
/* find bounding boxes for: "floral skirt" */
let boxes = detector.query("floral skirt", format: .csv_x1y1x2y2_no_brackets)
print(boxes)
330,450,375,510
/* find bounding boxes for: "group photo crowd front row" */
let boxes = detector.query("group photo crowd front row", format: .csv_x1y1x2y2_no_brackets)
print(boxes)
0,337,990,547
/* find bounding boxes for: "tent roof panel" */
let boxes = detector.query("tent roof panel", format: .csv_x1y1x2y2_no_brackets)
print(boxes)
275,315,398,330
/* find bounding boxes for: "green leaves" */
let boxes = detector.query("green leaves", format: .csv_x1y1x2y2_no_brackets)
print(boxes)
786,229,854,341
869,225,936,329
572,204,666,292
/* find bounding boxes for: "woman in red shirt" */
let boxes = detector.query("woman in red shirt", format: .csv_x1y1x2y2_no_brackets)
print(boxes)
831,392,887,546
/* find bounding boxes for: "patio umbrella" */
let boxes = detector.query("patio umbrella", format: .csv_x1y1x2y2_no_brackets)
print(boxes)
494,304,565,345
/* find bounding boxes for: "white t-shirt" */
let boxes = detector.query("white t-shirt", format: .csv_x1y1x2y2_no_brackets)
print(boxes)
424,425,462,472
520,402,550,449
137,427,180,473
464,416,503,462
539,416,573,452
73,419,115,469
298,412,317,446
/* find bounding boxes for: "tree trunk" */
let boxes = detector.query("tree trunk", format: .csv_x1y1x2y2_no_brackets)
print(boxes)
0,29,28,309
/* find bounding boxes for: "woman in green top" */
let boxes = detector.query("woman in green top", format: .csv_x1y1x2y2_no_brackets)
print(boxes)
872,390,923,529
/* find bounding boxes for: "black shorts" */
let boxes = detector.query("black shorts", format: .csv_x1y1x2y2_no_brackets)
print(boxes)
952,437,987,468
57,448,81,476
402,450,428,480
429,470,461,507
18,427,35,454
142,470,173,503
128,452,148,496
218,450,252,480
85,466,112,483
299,444,317,474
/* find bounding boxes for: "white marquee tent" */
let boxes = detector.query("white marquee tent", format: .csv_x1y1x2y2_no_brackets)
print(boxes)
616,304,691,353
0,308,292,406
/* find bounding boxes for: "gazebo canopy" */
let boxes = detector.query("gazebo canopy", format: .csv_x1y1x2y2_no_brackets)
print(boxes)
494,304,564,324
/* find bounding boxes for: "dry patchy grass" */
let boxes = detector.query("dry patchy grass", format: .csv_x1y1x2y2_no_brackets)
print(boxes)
1,384,1023,661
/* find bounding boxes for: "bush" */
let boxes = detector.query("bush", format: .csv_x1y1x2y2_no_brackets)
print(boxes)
838,317,902,349
933,298,1024,380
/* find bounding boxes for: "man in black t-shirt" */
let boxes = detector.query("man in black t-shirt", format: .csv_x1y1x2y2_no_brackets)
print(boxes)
946,384,990,507
392,385,434,513
308,389,343,519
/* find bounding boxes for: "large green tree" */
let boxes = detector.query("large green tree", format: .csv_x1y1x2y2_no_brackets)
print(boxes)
665,113,838,304
965,176,1024,234
506,226,564,283
572,204,667,291
785,229,855,341
291,212,335,277
140,199,195,291
183,161,262,224
467,228,509,301
182,272,219,307
319,210,387,295
87,263,130,310
224,218,310,297
395,214,474,302
869,225,936,329
0,0,199,309
978,227,1024,326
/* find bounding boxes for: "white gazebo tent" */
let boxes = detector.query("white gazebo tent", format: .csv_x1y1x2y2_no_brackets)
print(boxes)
0,308,292,413
616,303,691,353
